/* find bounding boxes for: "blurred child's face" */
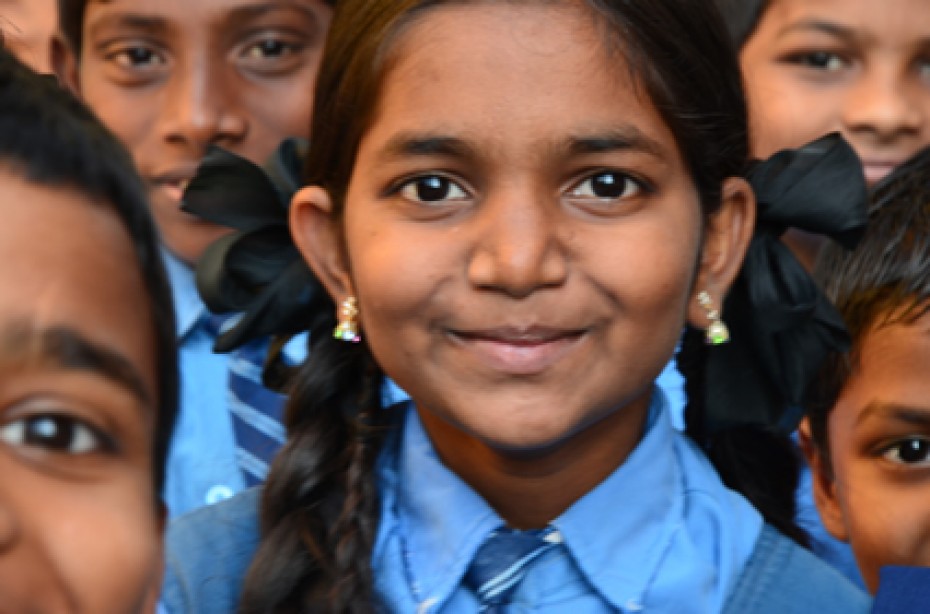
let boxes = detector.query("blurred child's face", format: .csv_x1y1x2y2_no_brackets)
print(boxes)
740,0,930,185
0,169,163,612
77,0,332,265
0,0,58,73
295,5,752,465
806,310,930,593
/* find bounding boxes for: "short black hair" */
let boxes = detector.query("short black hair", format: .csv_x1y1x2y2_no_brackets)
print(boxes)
0,45,178,495
807,146,930,460
58,0,338,57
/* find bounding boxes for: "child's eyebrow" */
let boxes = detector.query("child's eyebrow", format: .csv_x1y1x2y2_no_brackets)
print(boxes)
86,6,170,38
565,128,665,158
378,128,666,161
0,320,150,407
856,401,930,428
775,19,858,44
222,1,325,29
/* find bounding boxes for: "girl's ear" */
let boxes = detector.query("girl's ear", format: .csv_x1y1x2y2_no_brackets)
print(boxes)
290,186,355,301
686,176,756,329
798,417,850,542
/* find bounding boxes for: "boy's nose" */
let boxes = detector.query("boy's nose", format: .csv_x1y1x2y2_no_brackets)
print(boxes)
843,66,925,143
161,59,248,151
466,189,569,297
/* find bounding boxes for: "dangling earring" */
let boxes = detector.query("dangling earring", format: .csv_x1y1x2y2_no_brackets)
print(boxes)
333,296,361,343
697,291,729,345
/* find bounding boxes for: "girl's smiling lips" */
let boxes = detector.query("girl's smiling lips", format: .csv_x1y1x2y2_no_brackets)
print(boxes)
448,325,587,376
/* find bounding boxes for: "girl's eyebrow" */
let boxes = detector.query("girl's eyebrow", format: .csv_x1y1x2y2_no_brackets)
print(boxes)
380,133,474,160
0,320,150,407
566,128,665,158
776,19,857,43
378,127,666,161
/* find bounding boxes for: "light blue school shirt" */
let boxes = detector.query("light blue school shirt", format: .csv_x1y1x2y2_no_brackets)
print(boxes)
161,391,871,613
374,389,763,613
162,250,246,518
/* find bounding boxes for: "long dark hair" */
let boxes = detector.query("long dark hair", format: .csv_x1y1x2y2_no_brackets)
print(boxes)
241,1,794,611
0,47,178,497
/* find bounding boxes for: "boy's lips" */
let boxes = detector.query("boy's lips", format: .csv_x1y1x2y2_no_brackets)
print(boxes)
150,167,198,205
449,325,586,376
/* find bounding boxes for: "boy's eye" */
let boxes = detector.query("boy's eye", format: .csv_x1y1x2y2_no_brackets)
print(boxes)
244,38,297,60
398,175,469,204
882,438,930,465
790,51,847,72
0,414,111,455
569,171,641,200
112,46,164,69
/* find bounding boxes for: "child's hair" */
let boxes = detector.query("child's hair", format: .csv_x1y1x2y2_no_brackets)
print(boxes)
712,0,770,48
806,147,930,467
239,1,806,612
57,0,338,58
0,46,178,496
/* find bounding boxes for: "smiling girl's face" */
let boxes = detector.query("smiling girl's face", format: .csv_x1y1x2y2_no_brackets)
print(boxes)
294,2,752,484
0,169,163,613
740,0,930,185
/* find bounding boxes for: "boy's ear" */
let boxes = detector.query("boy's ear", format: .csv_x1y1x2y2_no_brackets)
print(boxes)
798,417,850,542
51,34,80,96
290,186,355,302
686,177,756,328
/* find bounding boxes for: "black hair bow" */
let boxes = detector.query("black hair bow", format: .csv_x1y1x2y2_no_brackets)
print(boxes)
181,139,322,386
701,133,868,434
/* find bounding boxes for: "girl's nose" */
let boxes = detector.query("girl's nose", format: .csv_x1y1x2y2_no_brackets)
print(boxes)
843,66,925,142
466,189,569,297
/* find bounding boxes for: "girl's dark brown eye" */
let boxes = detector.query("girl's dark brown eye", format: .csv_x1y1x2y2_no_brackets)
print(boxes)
399,175,468,203
570,171,641,200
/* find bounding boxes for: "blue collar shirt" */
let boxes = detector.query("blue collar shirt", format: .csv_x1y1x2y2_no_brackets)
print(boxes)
373,390,763,613
161,249,246,518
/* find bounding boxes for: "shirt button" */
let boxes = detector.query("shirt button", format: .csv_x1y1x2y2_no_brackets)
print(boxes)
417,597,438,613
205,485,235,505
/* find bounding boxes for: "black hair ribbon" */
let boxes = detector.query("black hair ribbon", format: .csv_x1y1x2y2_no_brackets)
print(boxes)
699,133,868,435
181,139,322,389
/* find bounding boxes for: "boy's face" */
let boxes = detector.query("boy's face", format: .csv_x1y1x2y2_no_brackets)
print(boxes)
76,0,332,265
806,310,930,593
0,169,164,612
0,0,58,73
740,0,930,186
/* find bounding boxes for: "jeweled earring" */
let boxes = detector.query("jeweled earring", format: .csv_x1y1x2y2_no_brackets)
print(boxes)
697,291,730,345
333,296,361,343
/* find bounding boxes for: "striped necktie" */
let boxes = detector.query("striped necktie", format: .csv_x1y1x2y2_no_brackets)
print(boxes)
465,526,561,612
206,314,287,487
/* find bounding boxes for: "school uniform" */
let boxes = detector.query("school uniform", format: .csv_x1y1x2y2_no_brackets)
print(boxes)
161,388,870,613
162,249,246,518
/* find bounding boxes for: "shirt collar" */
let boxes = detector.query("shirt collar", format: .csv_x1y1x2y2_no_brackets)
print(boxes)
161,248,207,339
388,389,682,611
554,389,682,608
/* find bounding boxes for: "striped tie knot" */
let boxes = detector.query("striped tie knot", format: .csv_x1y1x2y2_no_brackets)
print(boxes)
465,525,561,612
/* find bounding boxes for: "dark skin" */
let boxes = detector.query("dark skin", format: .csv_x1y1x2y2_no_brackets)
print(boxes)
420,393,650,529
